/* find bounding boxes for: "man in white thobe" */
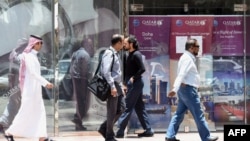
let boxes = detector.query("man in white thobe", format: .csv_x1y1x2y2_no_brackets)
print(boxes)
5,35,54,141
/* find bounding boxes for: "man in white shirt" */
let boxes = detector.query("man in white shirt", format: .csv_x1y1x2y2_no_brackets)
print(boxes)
165,39,218,141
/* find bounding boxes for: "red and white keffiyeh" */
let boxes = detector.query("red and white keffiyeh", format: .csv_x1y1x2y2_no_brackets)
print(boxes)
19,35,42,92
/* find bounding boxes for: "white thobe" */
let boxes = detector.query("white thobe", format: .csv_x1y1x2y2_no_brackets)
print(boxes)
6,49,49,138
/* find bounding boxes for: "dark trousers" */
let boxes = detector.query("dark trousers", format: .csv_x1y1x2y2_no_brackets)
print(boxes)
0,73,21,128
0,88,21,128
72,78,90,125
117,78,151,135
100,82,125,140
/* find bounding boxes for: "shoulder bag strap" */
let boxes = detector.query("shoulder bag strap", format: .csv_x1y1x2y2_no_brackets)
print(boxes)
94,49,115,75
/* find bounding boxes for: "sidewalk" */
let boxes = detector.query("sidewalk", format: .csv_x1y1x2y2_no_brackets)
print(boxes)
0,131,224,141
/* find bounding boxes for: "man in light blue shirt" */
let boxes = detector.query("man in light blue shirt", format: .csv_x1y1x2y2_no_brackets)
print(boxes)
165,39,218,141
98,34,125,141
70,42,91,131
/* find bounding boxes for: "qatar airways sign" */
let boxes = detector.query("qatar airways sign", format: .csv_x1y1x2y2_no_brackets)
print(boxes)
222,20,241,26
175,19,207,26
141,20,164,26
184,19,207,26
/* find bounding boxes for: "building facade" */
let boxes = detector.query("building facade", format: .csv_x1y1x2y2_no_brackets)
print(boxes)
0,0,249,135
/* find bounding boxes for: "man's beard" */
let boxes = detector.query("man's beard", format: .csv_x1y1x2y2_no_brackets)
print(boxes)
124,47,129,51
193,52,198,56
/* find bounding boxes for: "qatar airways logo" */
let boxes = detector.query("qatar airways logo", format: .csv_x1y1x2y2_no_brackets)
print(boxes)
142,20,163,26
133,19,140,27
223,20,241,26
184,20,206,26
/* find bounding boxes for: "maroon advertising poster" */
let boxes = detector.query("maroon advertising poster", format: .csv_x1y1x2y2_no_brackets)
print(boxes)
129,16,171,131
247,16,250,124
212,16,245,123
128,15,249,130
129,16,170,59
169,16,214,60
169,16,216,131
247,16,250,55
212,16,244,56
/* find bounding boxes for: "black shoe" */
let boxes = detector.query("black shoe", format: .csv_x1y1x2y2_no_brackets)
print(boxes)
4,135,15,141
44,137,56,141
207,136,218,141
75,124,87,131
98,128,106,138
105,138,117,141
165,138,180,141
71,119,80,124
115,129,124,138
71,119,82,125
115,134,124,138
137,130,154,137
71,119,87,131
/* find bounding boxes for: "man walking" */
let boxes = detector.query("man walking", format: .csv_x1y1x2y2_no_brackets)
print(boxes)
0,39,27,134
165,38,218,141
116,35,154,138
70,40,91,131
98,34,125,141
4,35,54,141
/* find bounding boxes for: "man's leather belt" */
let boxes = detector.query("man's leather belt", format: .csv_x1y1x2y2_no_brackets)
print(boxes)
181,83,197,89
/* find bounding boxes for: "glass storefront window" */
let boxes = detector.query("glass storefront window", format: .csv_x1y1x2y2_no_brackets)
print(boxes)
57,0,121,132
0,0,55,135
1,0,249,136
128,0,250,132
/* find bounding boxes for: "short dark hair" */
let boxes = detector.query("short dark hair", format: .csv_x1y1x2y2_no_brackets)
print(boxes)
185,38,197,50
127,35,139,50
111,34,123,46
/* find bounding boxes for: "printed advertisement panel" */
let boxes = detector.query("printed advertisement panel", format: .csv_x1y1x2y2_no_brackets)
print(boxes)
169,16,216,131
213,56,244,123
211,17,245,124
247,16,250,124
212,16,244,56
169,16,214,60
129,16,171,131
